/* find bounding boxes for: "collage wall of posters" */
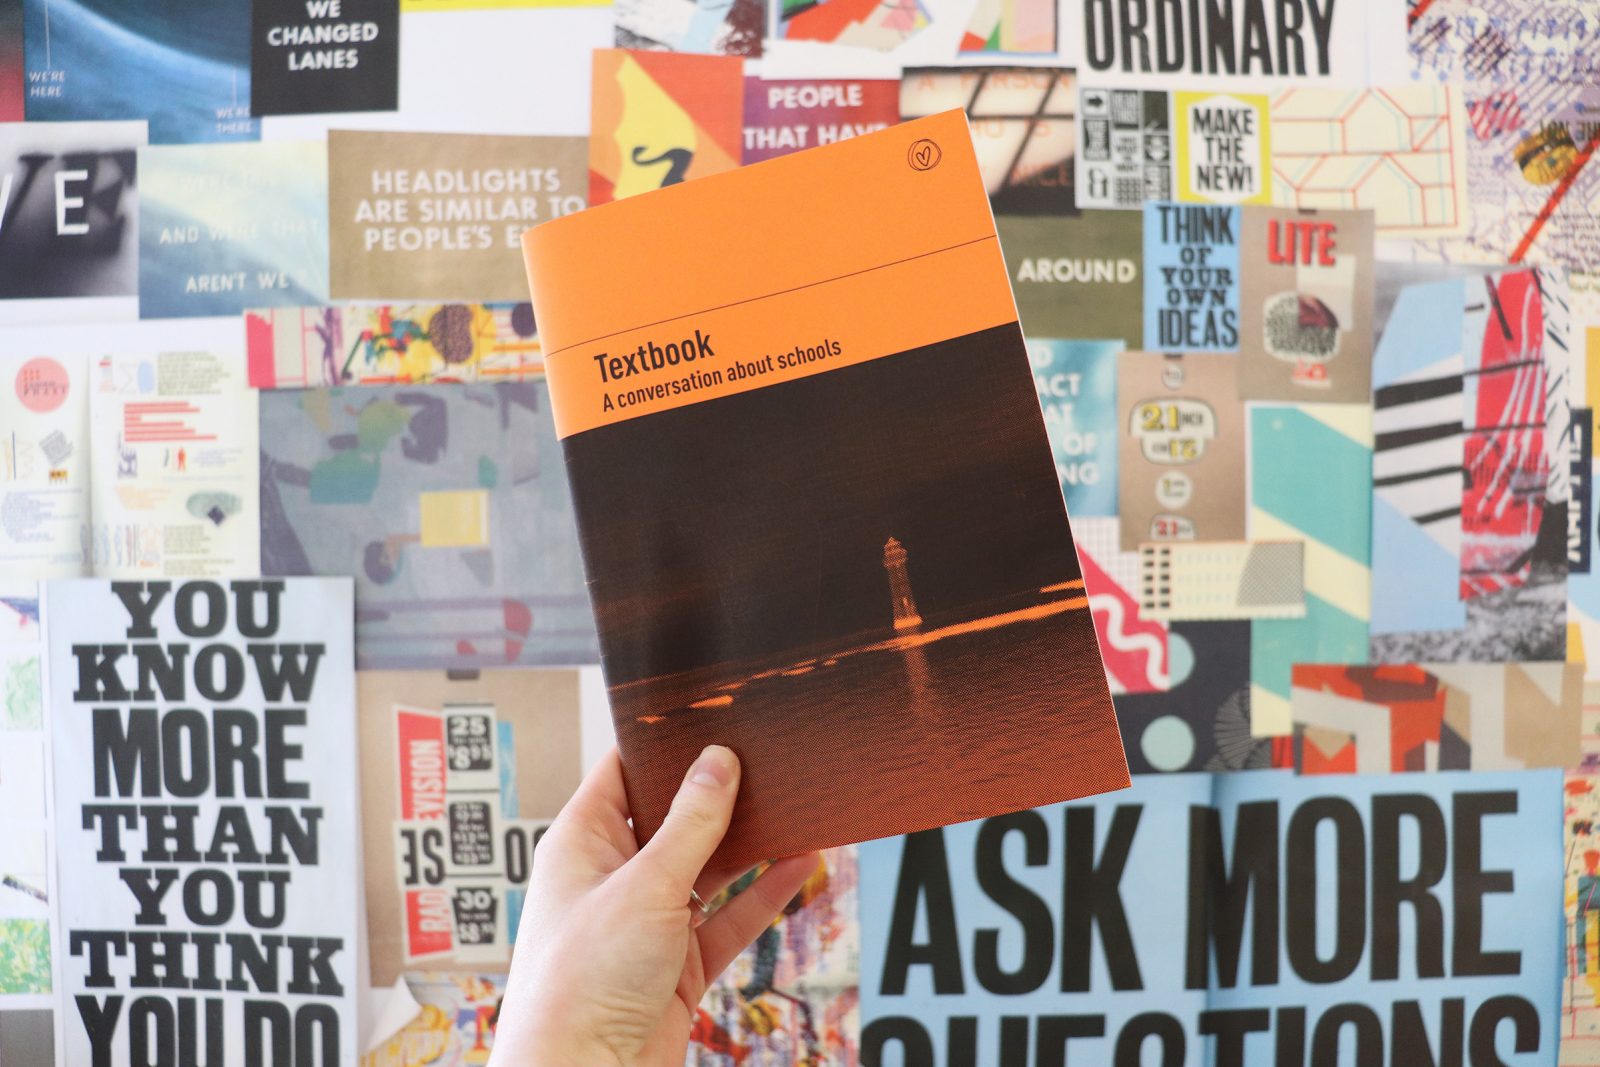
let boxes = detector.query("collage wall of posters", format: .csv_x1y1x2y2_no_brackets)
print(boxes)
4,0,1600,1062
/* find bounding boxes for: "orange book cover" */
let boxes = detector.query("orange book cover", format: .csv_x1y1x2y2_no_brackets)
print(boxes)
523,111,1129,868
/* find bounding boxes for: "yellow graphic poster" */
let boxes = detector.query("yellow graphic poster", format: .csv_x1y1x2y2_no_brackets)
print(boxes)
1174,90,1271,206
588,49,743,205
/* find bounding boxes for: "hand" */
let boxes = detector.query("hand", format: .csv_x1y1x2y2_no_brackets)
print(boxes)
490,745,822,1067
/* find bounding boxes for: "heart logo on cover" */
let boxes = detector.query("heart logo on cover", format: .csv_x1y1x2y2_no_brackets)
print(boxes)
907,138,942,172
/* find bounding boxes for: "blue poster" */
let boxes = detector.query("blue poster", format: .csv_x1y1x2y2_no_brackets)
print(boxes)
1143,202,1240,353
862,774,1209,1063
1369,277,1467,637
861,770,1563,1065
259,381,600,670
1030,337,1120,519
23,0,258,144
139,142,328,318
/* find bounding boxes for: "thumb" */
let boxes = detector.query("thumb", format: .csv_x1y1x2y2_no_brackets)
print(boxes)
636,745,740,898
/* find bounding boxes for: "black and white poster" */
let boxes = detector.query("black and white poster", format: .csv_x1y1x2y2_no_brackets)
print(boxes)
0,121,142,303
46,578,358,1067
1076,88,1171,210
860,770,1563,1065
1067,0,1399,87
251,0,400,116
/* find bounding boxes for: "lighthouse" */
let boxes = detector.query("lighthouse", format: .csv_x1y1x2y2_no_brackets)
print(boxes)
883,536,923,631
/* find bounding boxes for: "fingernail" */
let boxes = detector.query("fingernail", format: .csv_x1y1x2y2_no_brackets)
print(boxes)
688,745,735,788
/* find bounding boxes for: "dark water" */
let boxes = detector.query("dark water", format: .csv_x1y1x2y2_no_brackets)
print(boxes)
613,591,1130,867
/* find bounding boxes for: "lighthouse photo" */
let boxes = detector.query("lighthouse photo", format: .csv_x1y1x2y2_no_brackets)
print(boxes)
882,537,922,631
562,322,1123,863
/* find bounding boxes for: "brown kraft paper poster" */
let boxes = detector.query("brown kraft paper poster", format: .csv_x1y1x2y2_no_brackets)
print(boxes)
329,129,587,302
1117,350,1246,550
358,668,581,987
1238,206,1375,402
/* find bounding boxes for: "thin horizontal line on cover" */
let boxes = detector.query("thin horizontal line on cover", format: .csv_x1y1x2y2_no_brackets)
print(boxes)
522,111,1021,439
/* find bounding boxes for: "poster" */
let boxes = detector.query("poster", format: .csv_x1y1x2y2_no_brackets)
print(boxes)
0,354,90,578
615,0,764,56
1565,773,1600,1060
258,381,599,670
742,77,897,164
1074,516,1171,697
692,847,860,1066
1137,541,1305,621
1370,275,1468,637
250,0,400,116
776,0,931,50
1405,87,1600,272
1113,620,1267,773
1238,205,1374,401
0,581,51,1008
328,130,584,302
360,973,509,1067
138,142,330,319
1269,86,1469,238
1076,87,1171,210
22,0,256,143
1030,337,1119,518
45,578,359,1067
861,770,1564,1063
1070,0,1387,85
1571,402,1600,681
405,0,609,7
0,0,21,122
1407,0,1598,205
1288,662,1583,774
357,669,579,985
1370,270,1567,663
1173,91,1271,205
1410,0,1597,90
1458,270,1556,600
997,213,1143,344
0,121,143,305
1117,350,1246,549
901,67,1078,214
588,49,743,205
1247,403,1372,736
88,352,260,580
959,0,1054,54
246,303,546,389
1142,202,1240,352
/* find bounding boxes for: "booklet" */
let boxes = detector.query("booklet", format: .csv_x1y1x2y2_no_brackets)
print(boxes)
1,352,260,580
522,110,1128,867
